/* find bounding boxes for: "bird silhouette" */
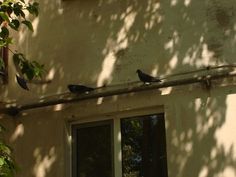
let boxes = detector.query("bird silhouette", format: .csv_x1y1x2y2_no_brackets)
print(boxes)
136,69,161,84
16,75,29,90
68,84,94,94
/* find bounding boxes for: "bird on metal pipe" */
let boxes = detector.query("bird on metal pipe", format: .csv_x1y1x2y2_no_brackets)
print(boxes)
136,69,161,84
67,84,95,94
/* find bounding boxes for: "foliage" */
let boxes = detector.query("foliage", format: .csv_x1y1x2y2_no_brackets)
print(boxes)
0,125,16,177
0,0,44,82
0,0,42,176
121,119,143,177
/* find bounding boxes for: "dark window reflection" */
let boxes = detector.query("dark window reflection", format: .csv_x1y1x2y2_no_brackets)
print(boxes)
72,121,113,177
121,114,168,177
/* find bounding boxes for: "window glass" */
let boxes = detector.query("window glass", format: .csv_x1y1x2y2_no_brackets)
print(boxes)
121,114,168,177
72,121,113,177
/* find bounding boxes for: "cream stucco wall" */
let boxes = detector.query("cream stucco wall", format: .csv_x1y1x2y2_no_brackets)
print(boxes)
1,0,236,177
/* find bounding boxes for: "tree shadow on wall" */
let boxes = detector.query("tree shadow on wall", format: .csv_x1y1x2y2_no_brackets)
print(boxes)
166,89,236,177
9,0,236,176
19,0,236,92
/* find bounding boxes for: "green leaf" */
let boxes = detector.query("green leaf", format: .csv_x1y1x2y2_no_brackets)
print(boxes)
0,40,6,47
5,37,13,45
0,5,8,13
13,53,20,66
13,53,25,71
26,2,39,16
25,68,34,80
9,19,20,31
13,3,25,18
22,20,33,31
0,124,6,132
0,157,4,166
20,61,33,80
0,143,11,154
0,27,9,39
0,12,10,23
33,67,42,77
6,7,13,17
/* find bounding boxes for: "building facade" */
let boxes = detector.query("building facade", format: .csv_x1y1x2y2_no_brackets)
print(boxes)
1,0,236,177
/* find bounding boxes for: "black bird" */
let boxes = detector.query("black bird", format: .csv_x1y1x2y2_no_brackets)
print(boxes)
16,75,29,90
136,69,161,84
67,84,94,94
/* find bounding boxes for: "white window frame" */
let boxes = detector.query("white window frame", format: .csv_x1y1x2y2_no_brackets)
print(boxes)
68,105,164,177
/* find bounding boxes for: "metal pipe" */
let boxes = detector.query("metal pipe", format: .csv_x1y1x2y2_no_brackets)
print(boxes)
160,64,236,79
1,71,234,116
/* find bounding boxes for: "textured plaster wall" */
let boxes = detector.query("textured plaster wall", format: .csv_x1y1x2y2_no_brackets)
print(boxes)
1,0,236,177
2,85,236,177
2,0,236,101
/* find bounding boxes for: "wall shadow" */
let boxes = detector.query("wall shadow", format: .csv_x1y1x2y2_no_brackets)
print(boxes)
1,0,236,177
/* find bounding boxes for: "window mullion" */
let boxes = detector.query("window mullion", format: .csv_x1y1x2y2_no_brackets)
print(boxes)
113,118,122,177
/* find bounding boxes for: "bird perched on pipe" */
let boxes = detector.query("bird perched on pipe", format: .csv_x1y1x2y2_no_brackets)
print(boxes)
136,69,161,84
67,84,95,94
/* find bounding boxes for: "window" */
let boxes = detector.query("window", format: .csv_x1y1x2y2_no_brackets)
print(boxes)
121,114,168,177
72,113,168,177
72,121,114,177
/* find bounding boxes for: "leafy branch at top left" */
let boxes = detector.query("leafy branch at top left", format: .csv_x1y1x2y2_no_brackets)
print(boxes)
0,0,45,90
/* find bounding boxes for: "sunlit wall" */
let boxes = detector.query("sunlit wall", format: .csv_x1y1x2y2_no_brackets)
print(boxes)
1,0,236,177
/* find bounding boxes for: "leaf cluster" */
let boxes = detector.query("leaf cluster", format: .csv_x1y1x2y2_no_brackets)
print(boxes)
13,53,44,80
0,0,39,45
0,0,44,83
0,125,16,177
0,1,42,176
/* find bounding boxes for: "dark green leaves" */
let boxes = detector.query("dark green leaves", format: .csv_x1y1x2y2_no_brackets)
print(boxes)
13,53,22,65
0,1,43,176
13,53,45,81
0,27,10,47
0,124,6,133
26,2,39,16
9,19,20,31
0,0,44,89
0,12,9,22
31,61,45,78
0,124,16,177
0,27,9,39
0,0,40,32
0,137,16,177
22,20,33,31
13,2,25,18
12,1,39,18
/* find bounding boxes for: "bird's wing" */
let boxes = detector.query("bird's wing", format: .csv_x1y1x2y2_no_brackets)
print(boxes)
68,84,94,93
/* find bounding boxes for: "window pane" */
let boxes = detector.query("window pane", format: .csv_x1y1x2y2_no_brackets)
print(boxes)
121,114,168,177
72,121,113,177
